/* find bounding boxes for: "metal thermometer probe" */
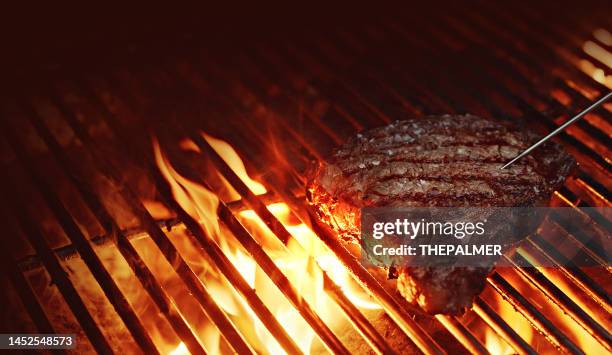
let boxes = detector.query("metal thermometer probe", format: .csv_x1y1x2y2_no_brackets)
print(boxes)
501,91,612,169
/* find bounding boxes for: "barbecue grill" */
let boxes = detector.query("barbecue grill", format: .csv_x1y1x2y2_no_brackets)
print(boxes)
0,2,610,354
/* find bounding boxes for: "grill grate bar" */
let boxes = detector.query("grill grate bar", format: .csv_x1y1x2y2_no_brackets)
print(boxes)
487,273,584,354
321,275,397,355
2,5,608,354
182,127,405,354
387,18,611,175
0,237,64,354
302,15,605,188
2,98,211,355
573,174,611,205
473,297,537,355
507,252,612,349
163,112,394,354
7,97,161,354
565,175,610,208
549,194,610,266
434,316,489,355
392,15,607,193
189,29,568,354
439,15,612,151
0,201,114,353
14,219,179,271
23,79,266,352
49,86,280,355
0,169,114,353
86,70,320,354
157,56,447,352
198,49,499,354
185,48,491,354
528,234,611,310
70,75,303,355
186,129,392,355
280,52,596,355
221,17,612,355
308,22,608,354
516,2,612,74
104,63,359,354
554,79,612,126
151,153,306,355
477,37,609,140
175,48,596,354
380,19,605,200
477,0,612,94
55,84,286,353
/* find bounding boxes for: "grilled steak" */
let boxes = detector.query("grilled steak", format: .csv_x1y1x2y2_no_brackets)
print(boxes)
306,114,575,314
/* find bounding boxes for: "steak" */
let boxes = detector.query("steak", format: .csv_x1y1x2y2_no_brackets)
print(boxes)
306,114,575,315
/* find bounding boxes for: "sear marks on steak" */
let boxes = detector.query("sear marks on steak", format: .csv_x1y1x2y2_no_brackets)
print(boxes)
306,114,575,315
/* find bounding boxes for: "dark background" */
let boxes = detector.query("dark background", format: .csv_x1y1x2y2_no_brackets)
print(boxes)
1,1,608,84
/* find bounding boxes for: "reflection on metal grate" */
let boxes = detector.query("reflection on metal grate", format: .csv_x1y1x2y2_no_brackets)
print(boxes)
0,1,610,354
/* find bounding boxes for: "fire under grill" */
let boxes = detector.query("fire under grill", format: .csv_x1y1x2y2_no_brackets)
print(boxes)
0,2,610,354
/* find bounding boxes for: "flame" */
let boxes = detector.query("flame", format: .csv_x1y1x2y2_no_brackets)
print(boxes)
484,329,514,355
91,129,600,354
186,133,267,195
169,325,220,355
476,270,536,354
142,199,174,220
169,342,188,355
201,132,267,195
517,247,609,353
152,132,379,354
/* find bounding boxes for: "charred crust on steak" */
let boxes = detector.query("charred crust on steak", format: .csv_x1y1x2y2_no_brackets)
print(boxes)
306,114,575,315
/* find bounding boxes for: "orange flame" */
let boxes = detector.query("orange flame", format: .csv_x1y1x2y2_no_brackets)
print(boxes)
99,130,600,354
169,342,188,355
484,328,514,355
154,132,379,354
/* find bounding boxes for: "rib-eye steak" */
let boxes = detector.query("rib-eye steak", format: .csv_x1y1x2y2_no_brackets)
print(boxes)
306,114,575,315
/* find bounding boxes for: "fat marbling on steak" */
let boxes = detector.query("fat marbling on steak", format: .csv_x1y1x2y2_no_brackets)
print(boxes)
306,114,575,315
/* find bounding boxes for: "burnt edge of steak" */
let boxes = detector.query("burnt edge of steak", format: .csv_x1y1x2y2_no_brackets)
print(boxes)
306,114,576,315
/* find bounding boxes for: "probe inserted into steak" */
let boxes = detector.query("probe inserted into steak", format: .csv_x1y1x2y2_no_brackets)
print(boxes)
306,114,575,315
